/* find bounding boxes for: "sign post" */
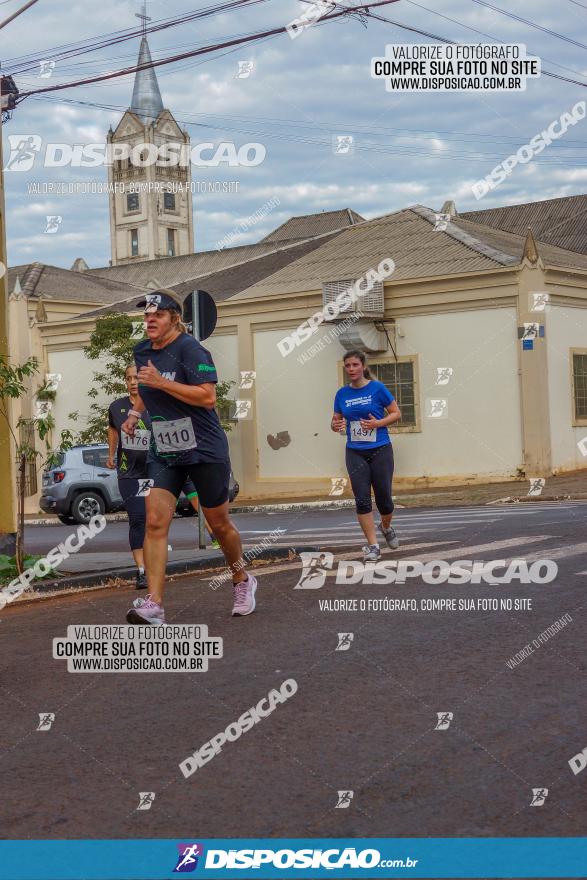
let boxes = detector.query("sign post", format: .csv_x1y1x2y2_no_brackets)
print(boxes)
185,290,218,550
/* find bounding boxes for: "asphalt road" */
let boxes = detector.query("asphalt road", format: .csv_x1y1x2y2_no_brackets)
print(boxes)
2,502,587,875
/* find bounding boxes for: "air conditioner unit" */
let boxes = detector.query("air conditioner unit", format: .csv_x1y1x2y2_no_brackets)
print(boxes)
338,320,388,354
322,278,385,321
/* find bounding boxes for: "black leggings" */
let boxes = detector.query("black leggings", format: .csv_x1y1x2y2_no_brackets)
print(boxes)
345,444,395,516
118,477,146,551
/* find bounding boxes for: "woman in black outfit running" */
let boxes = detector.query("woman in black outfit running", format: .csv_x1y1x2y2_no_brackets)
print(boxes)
332,350,402,562
107,364,151,589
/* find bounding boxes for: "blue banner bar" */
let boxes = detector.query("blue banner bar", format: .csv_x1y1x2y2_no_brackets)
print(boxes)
1,838,586,879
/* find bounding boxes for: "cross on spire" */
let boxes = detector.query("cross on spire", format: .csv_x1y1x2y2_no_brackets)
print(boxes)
135,0,151,37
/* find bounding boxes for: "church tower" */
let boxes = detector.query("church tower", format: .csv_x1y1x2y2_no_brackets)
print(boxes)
106,28,194,266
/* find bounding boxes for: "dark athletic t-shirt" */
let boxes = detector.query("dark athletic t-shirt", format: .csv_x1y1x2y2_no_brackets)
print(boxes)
134,333,229,465
107,396,152,479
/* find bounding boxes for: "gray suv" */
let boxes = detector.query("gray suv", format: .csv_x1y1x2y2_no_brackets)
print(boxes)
41,444,241,524
40,445,123,524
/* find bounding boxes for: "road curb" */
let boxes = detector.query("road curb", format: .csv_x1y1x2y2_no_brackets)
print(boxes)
10,545,318,603
24,501,357,525
25,493,587,525
486,493,587,504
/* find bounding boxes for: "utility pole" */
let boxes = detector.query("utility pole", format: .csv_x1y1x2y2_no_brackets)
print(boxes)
0,0,39,553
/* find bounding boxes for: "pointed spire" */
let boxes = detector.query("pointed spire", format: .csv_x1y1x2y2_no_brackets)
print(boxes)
523,227,539,264
130,37,164,124
440,199,458,218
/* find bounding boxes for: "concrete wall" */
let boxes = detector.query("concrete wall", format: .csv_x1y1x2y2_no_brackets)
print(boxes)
48,349,111,438
392,307,523,480
546,303,587,472
205,333,244,480
249,306,523,486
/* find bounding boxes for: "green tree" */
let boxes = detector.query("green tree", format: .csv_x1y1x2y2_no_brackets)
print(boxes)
0,355,74,573
71,313,234,444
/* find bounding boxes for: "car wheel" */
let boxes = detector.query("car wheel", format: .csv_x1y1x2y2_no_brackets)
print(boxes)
176,505,196,517
57,514,76,525
71,491,105,524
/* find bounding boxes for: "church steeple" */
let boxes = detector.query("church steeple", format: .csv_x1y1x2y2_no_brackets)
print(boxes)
130,36,164,125
105,1,194,266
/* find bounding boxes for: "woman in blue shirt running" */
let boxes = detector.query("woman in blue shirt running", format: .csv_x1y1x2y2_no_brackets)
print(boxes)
332,349,402,562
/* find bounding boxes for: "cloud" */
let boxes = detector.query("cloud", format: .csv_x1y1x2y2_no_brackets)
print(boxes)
4,0,586,268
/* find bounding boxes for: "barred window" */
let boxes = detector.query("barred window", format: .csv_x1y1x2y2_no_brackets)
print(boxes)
573,353,587,420
370,360,416,427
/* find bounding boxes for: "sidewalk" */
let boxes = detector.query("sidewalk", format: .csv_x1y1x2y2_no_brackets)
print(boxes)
24,470,587,525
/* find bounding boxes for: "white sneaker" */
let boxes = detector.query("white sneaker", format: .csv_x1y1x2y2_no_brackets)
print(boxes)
362,545,381,562
232,574,257,616
380,523,399,550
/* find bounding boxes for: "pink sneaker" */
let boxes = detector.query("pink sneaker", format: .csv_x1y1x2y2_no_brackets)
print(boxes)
126,594,165,625
232,574,257,617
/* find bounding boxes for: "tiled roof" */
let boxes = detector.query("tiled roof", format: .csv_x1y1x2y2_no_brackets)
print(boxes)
86,239,313,287
77,233,342,318
7,262,147,304
462,194,587,255
232,205,587,301
261,208,365,242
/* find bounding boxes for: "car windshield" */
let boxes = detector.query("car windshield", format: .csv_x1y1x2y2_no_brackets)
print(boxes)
47,452,65,470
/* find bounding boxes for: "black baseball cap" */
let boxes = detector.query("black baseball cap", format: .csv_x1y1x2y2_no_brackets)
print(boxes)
136,289,182,313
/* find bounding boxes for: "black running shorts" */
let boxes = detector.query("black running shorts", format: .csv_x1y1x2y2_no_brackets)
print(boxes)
146,460,231,509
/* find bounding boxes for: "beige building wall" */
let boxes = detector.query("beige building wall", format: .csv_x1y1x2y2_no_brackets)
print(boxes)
205,332,244,480
254,327,346,482
392,307,523,480
47,349,111,439
250,306,523,489
546,303,587,472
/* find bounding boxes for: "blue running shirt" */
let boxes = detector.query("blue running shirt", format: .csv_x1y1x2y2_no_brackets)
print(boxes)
334,380,394,449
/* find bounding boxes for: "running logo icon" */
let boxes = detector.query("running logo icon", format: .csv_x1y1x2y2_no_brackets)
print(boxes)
530,788,548,806
426,398,448,419
236,60,254,78
4,135,42,171
44,215,62,234
435,712,453,730
335,790,354,808
136,792,155,811
527,478,545,497
294,552,334,589
329,477,347,496
433,213,451,232
136,479,154,497
333,135,354,155
336,632,354,651
530,292,549,312
238,371,256,389
39,60,56,78
233,400,252,420
173,843,204,873
37,713,55,731
435,367,453,385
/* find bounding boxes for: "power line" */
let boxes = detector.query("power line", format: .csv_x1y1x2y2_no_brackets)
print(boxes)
29,93,587,149
15,0,401,101
467,0,587,52
26,94,587,165
402,0,587,82
5,0,271,75
368,10,587,89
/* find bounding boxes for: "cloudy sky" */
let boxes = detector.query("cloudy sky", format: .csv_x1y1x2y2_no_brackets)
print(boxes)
3,0,587,269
